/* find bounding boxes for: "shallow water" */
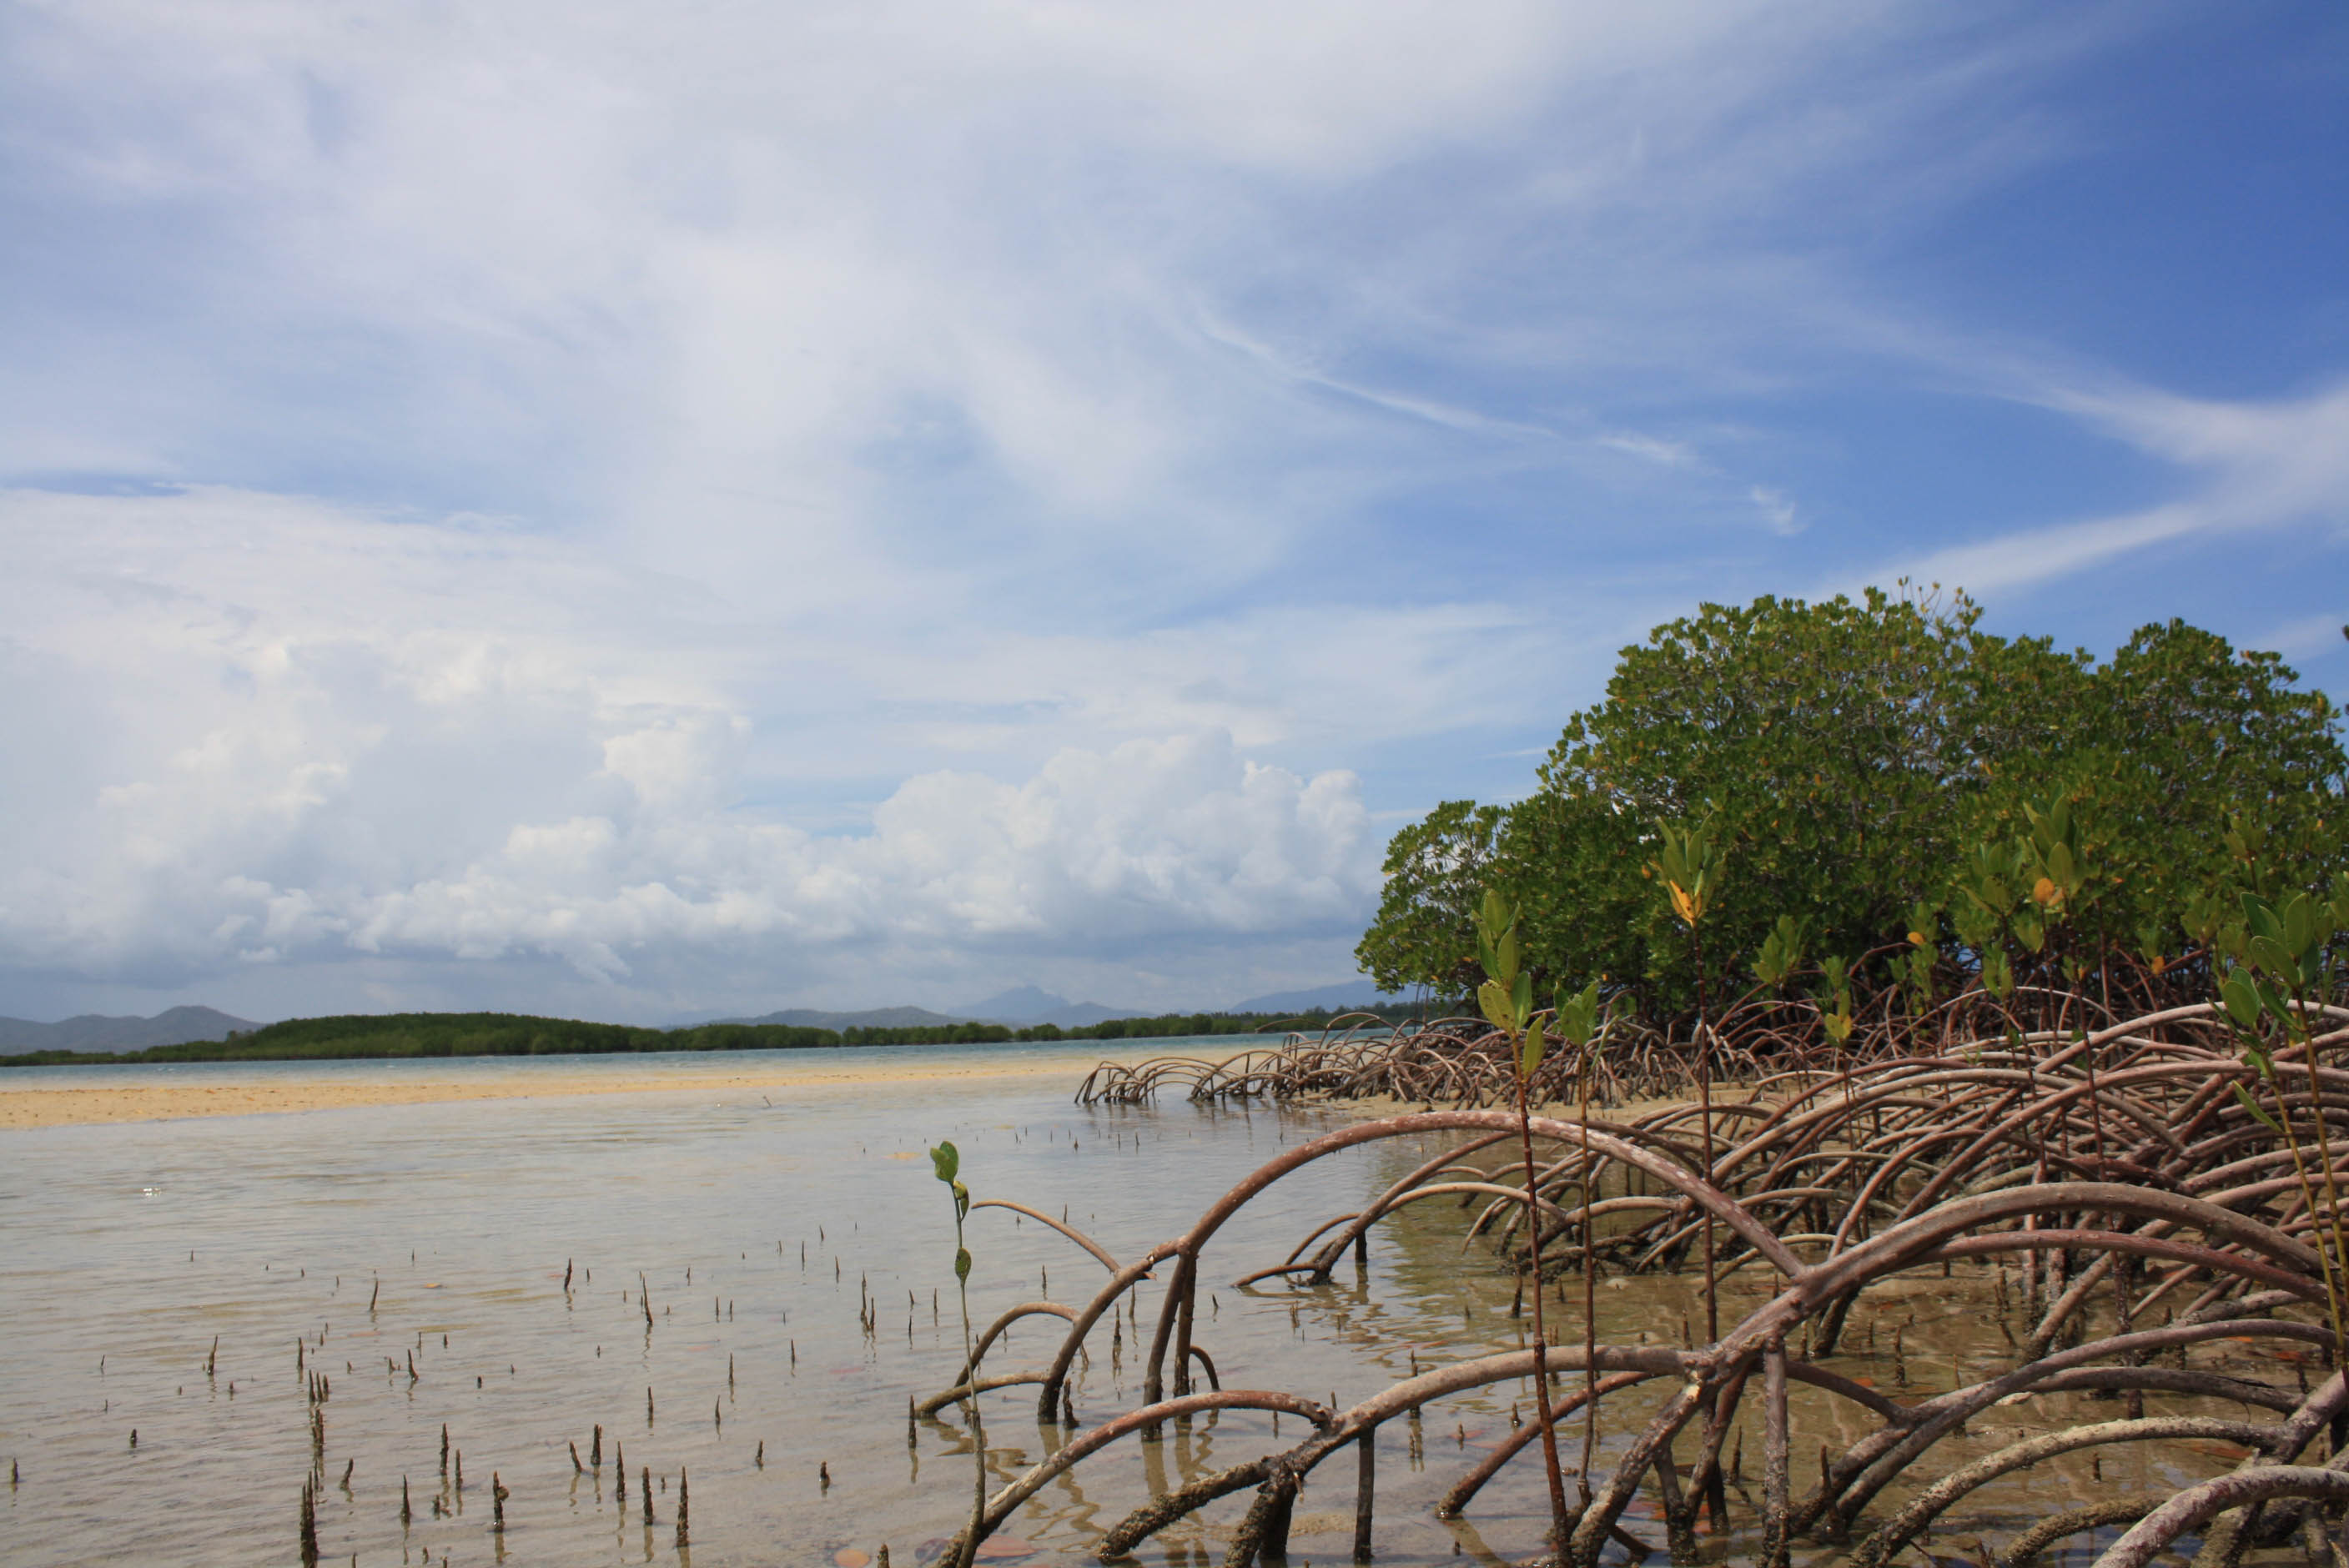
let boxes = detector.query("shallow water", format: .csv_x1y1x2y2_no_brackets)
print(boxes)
0,1045,2252,1567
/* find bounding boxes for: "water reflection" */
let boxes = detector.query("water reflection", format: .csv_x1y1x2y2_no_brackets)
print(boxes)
1,1049,2201,1568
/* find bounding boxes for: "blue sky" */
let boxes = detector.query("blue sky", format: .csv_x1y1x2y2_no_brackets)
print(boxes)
0,1,2342,1024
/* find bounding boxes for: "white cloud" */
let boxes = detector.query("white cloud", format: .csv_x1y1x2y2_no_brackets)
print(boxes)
1874,501,2203,599
73,730,1372,990
2256,615,2349,665
1874,379,2349,596
1748,485,1801,535
601,716,747,812
0,487,1378,1005
2,3,2338,1016
0,0,2069,618
2052,379,2349,524
1601,433,1702,469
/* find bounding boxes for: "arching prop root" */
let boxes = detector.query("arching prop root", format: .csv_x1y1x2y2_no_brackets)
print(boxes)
932,1000,2349,1567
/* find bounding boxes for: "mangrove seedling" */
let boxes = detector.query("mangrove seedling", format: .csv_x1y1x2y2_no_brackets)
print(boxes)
1476,887,1572,1552
932,1139,987,1568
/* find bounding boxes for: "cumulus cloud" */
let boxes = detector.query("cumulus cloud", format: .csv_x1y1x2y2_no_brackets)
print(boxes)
326,732,1366,978
0,487,1376,1009
2,3,2339,1016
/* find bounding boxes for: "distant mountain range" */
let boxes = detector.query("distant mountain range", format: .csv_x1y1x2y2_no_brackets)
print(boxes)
1224,982,1411,1015
955,986,1142,1028
713,982,1406,1033
710,1006,973,1033
0,1005,258,1053
958,981,1408,1026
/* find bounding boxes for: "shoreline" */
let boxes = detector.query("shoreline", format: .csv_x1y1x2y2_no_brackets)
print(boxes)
0,1051,1126,1130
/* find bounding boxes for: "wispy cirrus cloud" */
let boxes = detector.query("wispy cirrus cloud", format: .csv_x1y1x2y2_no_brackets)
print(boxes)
0,2,2341,1019
1876,379,2349,596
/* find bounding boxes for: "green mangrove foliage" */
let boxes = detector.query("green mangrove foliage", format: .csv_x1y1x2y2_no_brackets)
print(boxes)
2220,886,2349,1354
1358,587,2346,1020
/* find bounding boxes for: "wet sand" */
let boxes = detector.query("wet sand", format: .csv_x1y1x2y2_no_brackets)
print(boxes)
0,1053,1113,1129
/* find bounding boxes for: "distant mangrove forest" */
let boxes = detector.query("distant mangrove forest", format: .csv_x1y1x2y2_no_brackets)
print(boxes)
0,1005,1413,1068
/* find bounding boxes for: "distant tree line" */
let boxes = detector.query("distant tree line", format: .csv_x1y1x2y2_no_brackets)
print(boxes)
0,1005,1421,1068
837,1008,1416,1048
0,1013,835,1067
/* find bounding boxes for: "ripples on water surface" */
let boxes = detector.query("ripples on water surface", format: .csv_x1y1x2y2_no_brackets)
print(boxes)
2,1043,2170,1567
0,1043,1582,1567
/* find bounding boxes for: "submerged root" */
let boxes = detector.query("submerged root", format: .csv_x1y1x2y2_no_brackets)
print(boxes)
920,998,2349,1567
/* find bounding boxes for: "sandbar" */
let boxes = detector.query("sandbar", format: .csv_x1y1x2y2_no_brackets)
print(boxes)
0,1053,1120,1130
